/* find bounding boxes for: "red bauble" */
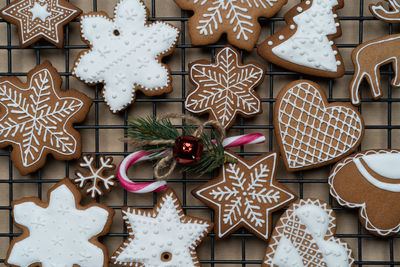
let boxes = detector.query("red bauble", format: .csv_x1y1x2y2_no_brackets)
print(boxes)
173,135,203,165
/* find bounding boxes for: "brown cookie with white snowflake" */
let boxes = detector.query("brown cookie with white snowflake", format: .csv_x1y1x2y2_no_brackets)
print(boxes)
185,46,265,130
0,61,92,175
174,0,288,51
1,0,81,48
74,155,116,199
192,150,297,241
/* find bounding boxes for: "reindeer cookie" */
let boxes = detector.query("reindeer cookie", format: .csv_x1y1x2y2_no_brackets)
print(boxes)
349,34,400,105
370,0,400,23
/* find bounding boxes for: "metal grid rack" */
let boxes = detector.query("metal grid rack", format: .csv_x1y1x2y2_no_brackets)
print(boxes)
0,0,399,266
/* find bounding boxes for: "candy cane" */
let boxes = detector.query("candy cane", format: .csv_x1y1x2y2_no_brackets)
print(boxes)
118,133,266,193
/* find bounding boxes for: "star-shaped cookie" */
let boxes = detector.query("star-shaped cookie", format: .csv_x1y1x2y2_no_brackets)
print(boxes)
5,178,114,267
0,61,92,175
1,0,81,48
111,189,213,267
193,150,296,240
185,46,265,130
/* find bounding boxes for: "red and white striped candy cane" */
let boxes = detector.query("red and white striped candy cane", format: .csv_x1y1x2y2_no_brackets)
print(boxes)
118,133,266,193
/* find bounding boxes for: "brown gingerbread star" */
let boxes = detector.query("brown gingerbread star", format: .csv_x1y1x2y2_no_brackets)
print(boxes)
193,150,297,240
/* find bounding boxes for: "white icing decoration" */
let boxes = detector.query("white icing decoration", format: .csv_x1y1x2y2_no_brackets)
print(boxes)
111,192,211,267
277,81,363,169
329,149,400,236
265,199,354,267
370,0,400,22
0,66,84,168
7,183,111,267
195,151,296,239
73,0,179,112
361,153,400,179
29,2,51,22
272,0,341,72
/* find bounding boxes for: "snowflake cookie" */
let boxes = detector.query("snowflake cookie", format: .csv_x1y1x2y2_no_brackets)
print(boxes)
258,0,345,78
1,0,81,48
192,150,296,240
0,61,92,176
329,149,400,237
274,80,364,172
185,46,265,130
72,0,180,113
74,155,116,199
111,189,213,267
174,0,288,51
5,178,114,267
263,198,355,267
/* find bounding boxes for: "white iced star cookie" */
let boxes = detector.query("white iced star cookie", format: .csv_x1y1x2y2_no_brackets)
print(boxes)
72,0,180,113
5,178,114,267
111,189,213,267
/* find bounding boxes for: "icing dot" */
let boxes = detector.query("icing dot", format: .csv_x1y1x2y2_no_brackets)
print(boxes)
336,61,341,66
290,24,295,30
297,7,303,12
305,0,310,4
268,41,273,45
279,35,284,40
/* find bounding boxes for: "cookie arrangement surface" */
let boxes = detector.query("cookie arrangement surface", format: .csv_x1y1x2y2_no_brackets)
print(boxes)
0,0,399,266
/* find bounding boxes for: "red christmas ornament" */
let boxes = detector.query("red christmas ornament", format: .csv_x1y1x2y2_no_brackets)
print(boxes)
173,135,203,165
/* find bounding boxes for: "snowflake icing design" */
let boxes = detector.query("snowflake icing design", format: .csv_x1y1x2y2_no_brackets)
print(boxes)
194,150,296,240
111,189,213,267
0,61,92,175
186,46,264,129
74,155,116,199
174,0,287,51
72,0,179,113
5,179,114,267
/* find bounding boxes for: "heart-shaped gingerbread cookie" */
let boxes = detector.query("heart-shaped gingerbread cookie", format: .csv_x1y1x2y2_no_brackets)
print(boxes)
274,80,364,171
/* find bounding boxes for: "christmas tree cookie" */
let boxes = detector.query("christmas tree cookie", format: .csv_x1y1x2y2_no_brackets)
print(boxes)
258,0,345,78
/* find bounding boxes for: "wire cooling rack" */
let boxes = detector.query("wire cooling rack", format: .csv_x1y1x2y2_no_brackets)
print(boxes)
0,0,399,266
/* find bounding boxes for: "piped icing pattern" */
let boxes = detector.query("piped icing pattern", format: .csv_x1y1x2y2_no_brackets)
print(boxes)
263,199,355,267
5,179,114,267
72,0,179,113
185,46,265,130
274,80,364,171
193,150,296,240
0,61,92,175
0,0,81,48
258,0,345,78
111,189,213,267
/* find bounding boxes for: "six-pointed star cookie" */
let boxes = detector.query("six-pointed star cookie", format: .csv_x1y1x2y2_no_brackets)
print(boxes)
0,61,92,175
185,46,265,130
1,0,81,48
193,150,297,240
111,189,213,267
5,178,114,267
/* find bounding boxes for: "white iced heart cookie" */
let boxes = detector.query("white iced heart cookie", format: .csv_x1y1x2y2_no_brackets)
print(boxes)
5,178,114,267
72,0,179,113
263,198,355,267
274,80,364,171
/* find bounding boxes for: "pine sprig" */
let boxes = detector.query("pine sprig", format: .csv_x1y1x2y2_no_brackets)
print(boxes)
125,116,236,175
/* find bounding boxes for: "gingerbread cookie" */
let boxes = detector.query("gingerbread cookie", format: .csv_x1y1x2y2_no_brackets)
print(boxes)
5,178,114,267
173,0,287,51
111,189,213,267
263,198,355,267
258,0,345,78
329,149,400,237
0,61,92,175
72,0,179,113
74,155,116,199
349,34,400,105
370,0,400,23
185,46,265,130
1,0,81,48
274,80,364,172
192,150,296,240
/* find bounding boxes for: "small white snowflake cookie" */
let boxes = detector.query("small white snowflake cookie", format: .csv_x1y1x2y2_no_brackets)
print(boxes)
111,189,213,267
5,178,115,267
192,150,296,240
72,0,180,113
74,155,116,199
263,198,355,267
258,0,345,78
